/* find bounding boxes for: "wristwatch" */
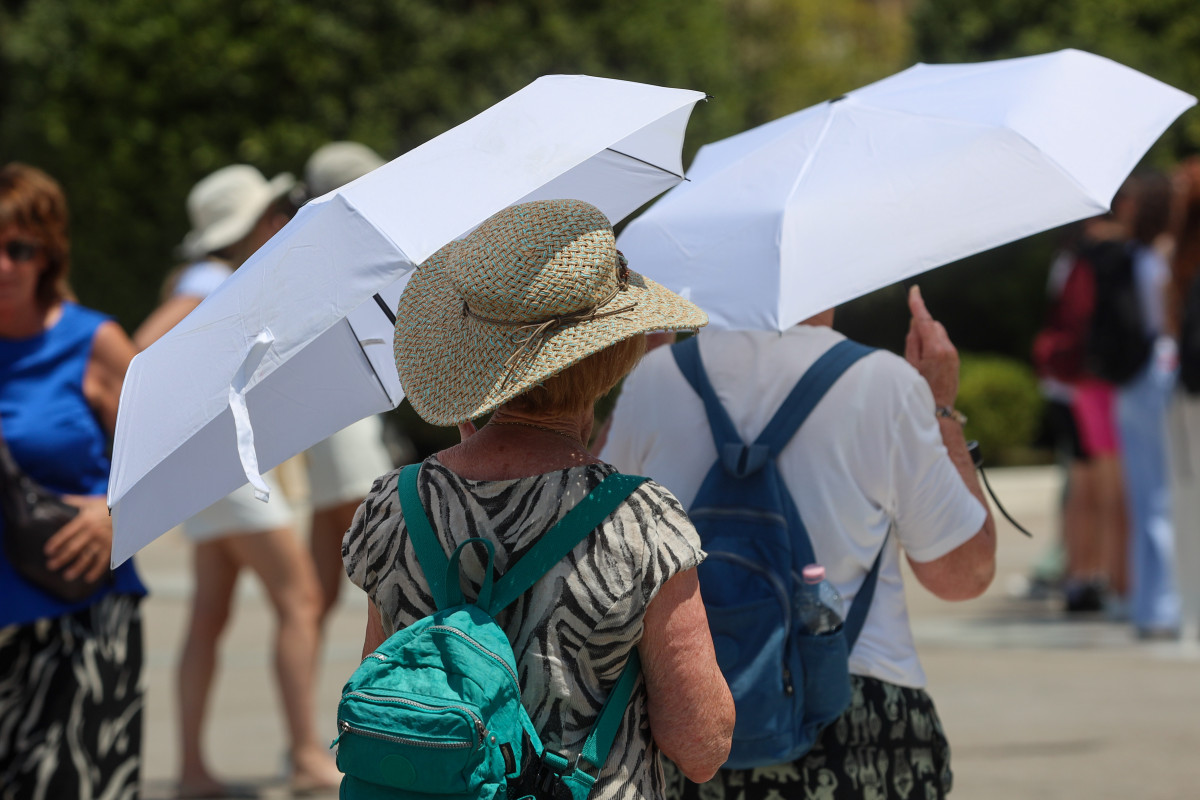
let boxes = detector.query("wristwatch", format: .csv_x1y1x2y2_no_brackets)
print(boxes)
935,405,968,425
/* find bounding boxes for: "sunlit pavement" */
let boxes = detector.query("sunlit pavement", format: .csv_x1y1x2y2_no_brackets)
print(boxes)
134,465,1200,799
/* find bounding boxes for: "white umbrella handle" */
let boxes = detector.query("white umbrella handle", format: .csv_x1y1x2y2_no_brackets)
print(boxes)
228,329,275,502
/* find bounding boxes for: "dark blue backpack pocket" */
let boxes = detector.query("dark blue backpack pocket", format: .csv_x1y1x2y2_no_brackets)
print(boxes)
795,629,852,744
705,597,794,746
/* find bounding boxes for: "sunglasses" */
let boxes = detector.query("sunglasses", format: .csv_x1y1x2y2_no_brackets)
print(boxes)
1,240,41,263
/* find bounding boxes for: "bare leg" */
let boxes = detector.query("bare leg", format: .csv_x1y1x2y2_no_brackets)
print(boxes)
1095,454,1129,596
177,540,240,796
224,527,341,791
1064,459,1103,579
310,498,363,627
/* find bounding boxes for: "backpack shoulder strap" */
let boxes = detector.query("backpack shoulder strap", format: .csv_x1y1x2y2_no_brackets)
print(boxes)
487,472,648,615
844,529,889,649
755,339,874,458
671,337,744,451
398,462,455,611
576,649,641,776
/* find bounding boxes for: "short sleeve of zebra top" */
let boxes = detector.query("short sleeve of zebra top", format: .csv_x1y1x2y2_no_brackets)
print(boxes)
341,456,705,800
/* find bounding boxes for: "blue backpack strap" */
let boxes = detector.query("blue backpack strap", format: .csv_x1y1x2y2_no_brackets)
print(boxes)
671,337,745,458
754,339,874,457
843,529,889,649
398,463,455,611
488,473,648,615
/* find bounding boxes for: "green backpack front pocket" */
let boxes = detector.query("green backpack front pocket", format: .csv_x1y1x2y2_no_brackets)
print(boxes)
337,690,490,793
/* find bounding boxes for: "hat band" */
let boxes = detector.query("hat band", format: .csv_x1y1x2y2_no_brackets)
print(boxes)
462,262,635,387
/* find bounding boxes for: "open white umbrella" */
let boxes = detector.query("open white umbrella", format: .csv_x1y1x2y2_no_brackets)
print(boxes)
617,49,1196,331
109,74,706,565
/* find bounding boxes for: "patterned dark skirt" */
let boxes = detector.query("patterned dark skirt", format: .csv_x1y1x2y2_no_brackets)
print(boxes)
0,593,144,800
666,675,953,800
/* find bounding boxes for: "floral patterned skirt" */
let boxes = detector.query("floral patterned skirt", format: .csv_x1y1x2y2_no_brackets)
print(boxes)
666,675,953,800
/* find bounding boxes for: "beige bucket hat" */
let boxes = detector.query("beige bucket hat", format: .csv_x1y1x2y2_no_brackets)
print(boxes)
181,165,295,260
304,141,385,198
393,198,708,426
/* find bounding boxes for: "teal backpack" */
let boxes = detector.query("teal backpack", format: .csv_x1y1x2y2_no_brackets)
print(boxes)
335,463,648,800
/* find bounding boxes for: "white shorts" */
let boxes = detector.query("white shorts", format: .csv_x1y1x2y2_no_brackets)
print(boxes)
305,415,392,510
180,474,294,542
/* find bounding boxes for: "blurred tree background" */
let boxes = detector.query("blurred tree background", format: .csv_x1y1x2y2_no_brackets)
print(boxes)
2,0,1197,459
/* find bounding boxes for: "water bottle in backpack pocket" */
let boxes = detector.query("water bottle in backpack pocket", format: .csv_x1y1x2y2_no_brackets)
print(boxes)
697,544,854,769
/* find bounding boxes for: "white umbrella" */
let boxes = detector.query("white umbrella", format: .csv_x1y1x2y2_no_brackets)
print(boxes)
109,74,706,565
617,49,1196,332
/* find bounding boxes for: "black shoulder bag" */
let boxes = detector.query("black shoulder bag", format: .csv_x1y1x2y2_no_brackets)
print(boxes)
0,424,111,602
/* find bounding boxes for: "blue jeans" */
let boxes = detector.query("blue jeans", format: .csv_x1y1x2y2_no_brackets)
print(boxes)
1117,359,1181,631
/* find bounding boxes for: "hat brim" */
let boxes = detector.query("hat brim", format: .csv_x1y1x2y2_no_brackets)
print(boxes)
181,173,295,260
393,242,707,426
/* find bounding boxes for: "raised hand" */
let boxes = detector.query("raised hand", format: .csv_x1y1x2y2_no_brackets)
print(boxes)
904,285,959,408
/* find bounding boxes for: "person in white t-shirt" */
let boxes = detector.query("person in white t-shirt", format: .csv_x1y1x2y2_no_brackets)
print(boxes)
601,286,995,800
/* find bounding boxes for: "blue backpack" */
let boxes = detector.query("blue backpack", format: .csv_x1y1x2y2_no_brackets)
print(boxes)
335,464,647,800
671,337,885,769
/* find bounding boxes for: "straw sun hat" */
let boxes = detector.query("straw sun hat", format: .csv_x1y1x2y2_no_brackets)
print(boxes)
393,198,708,426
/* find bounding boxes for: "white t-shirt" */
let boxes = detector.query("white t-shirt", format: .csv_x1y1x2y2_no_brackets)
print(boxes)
600,325,986,688
173,259,233,298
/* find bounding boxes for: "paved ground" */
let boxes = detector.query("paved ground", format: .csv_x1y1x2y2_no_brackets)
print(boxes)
133,465,1200,799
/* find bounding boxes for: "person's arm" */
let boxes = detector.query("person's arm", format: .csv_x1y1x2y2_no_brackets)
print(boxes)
638,569,733,782
132,295,203,350
47,320,139,579
902,285,996,601
83,320,137,435
362,600,387,659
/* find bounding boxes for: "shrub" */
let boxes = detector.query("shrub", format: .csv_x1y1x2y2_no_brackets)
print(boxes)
955,353,1044,466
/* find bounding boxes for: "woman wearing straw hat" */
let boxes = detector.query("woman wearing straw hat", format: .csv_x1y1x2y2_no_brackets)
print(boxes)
343,199,735,798
135,165,341,798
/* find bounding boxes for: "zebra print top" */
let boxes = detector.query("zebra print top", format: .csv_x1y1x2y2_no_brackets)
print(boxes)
343,455,704,800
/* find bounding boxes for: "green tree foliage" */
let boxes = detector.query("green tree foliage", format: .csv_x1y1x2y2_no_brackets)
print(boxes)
0,0,746,329
954,352,1045,464
0,0,913,335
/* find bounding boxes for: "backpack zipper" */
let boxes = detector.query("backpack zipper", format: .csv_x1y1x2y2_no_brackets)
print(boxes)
428,625,521,686
343,691,487,744
337,718,474,749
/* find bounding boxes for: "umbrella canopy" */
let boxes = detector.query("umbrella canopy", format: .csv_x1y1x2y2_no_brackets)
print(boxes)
617,49,1196,332
109,74,706,565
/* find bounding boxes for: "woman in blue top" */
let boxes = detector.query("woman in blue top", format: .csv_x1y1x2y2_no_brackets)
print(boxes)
0,163,147,799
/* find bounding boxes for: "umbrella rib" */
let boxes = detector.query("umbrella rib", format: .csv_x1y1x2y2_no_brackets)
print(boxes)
605,148,685,181
784,102,839,204
373,293,397,325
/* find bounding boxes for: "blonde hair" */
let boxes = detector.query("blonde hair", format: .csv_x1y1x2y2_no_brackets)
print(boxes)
504,334,647,417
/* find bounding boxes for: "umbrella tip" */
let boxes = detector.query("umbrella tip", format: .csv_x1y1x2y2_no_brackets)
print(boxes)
829,94,848,104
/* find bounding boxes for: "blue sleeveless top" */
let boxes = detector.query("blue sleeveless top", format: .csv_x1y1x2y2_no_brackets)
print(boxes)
1,302,146,627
